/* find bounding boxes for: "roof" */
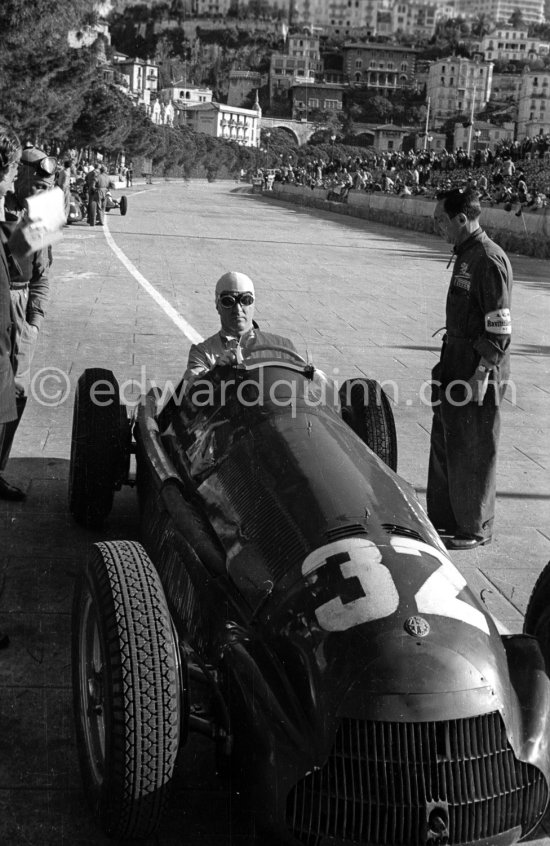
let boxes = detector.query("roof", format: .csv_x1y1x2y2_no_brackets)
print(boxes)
343,43,419,53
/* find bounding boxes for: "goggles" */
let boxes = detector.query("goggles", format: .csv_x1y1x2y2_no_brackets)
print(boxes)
20,148,57,176
218,292,254,309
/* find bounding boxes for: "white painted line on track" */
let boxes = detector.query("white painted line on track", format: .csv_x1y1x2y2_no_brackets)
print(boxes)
103,220,204,345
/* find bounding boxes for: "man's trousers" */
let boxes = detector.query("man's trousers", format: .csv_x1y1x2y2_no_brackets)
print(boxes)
427,388,502,541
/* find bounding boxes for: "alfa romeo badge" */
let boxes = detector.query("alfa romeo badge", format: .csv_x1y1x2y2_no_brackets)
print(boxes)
404,616,430,637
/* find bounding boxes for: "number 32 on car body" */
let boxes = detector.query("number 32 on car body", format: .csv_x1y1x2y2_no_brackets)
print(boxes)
301,536,489,635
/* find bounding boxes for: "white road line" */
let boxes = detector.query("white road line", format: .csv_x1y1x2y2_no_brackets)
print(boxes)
103,221,204,344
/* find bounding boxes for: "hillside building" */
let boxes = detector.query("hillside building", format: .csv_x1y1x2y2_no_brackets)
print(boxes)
391,2,438,39
290,81,345,120
453,120,515,151
343,43,419,92
454,0,544,26
517,69,550,137
269,33,323,104
112,56,159,109
490,72,522,105
160,84,213,107
478,27,550,62
427,57,493,127
175,100,262,147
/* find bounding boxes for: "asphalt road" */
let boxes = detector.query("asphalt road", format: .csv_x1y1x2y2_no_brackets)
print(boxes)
0,179,549,845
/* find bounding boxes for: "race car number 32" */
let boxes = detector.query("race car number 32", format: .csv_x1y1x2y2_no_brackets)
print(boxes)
301,536,489,634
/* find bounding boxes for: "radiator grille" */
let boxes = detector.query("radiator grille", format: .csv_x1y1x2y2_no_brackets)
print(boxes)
286,713,548,845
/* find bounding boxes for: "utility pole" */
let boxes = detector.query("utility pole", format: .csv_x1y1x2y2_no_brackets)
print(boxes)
423,97,430,150
466,78,477,156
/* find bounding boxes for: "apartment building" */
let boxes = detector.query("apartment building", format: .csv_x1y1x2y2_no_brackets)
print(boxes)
344,43,419,92
177,101,261,147
160,84,213,107
453,120,515,151
113,57,159,108
517,69,550,137
194,0,232,14
392,2,438,39
478,27,550,62
269,33,323,103
427,57,493,126
291,81,345,120
292,0,381,35
490,72,522,104
454,0,544,26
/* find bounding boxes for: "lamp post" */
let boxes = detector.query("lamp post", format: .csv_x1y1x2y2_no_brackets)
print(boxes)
474,129,481,154
330,134,336,162
427,135,433,152
265,131,271,167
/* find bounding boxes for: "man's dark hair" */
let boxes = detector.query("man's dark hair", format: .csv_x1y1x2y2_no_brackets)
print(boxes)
436,187,481,221
0,124,21,173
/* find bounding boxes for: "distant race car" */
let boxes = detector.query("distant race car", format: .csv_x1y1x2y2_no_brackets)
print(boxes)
67,182,128,224
68,347,550,845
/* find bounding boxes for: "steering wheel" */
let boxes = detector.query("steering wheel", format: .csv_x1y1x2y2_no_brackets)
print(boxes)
241,345,308,365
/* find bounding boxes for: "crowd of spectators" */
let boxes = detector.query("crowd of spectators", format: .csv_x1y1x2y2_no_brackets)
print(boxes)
267,133,550,212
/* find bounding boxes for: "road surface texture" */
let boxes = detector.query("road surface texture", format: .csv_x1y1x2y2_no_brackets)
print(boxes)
0,179,549,845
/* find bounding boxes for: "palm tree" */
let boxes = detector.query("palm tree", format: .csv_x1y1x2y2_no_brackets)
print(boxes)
471,13,494,38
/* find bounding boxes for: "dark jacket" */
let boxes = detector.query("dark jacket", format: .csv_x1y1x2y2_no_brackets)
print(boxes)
439,228,513,388
0,229,16,425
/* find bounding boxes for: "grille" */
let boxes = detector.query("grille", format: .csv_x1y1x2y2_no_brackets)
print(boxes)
325,524,369,543
286,713,548,845
218,454,309,582
382,523,425,544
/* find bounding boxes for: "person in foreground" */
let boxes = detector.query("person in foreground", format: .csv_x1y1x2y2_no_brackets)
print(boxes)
0,125,22,503
428,187,513,550
183,271,297,391
0,147,54,501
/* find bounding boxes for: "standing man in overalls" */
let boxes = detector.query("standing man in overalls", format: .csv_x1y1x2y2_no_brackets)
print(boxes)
428,187,513,550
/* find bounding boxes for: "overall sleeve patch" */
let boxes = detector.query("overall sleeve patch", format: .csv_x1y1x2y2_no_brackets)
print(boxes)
485,308,511,334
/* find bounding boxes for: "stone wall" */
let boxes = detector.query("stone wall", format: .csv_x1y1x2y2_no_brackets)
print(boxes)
266,183,550,259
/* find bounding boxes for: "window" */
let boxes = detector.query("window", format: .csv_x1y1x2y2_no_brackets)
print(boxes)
401,63,408,71
309,98,319,107
355,59,362,68
325,99,341,109
387,140,394,149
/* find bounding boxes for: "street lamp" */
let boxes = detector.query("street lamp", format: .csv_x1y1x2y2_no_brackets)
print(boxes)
330,134,336,162
474,129,481,153
427,135,433,152
265,131,271,167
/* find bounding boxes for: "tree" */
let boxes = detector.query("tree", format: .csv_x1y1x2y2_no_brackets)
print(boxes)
509,8,525,28
0,0,99,141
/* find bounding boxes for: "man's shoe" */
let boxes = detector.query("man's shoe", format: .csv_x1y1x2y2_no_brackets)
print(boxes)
444,534,492,550
0,476,26,501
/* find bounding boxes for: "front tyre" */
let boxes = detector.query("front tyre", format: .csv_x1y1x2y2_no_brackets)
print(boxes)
119,195,128,215
339,377,398,471
72,540,182,840
68,368,122,527
524,560,550,672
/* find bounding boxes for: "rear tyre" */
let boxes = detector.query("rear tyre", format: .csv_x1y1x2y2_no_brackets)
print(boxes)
524,561,550,672
119,195,128,216
339,377,398,471
69,368,121,527
72,540,182,840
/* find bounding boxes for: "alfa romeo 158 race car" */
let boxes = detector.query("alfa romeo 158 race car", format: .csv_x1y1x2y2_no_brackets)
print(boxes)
68,348,550,845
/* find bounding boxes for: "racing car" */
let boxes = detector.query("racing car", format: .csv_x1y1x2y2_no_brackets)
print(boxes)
68,348,550,845
67,181,128,224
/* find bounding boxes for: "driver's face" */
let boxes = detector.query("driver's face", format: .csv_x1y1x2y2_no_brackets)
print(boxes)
217,290,255,337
